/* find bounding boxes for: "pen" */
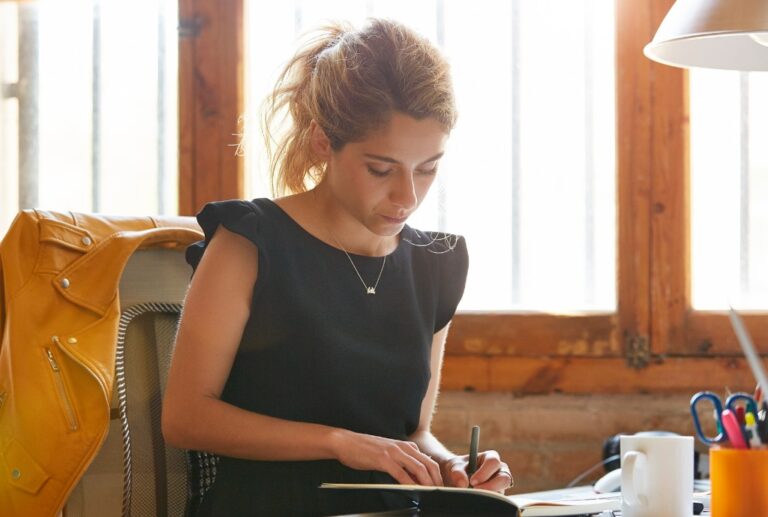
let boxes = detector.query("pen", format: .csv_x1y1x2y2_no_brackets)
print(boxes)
758,407,768,443
721,409,748,449
745,412,763,448
468,425,480,486
735,406,746,426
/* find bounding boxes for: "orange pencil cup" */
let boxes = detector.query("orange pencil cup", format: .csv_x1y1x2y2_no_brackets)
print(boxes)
710,447,768,517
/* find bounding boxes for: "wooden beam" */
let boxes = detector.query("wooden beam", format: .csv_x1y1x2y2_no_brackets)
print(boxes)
616,0,653,354
686,311,768,355
446,313,620,357
178,0,244,216
446,311,768,358
648,0,690,356
616,0,689,356
442,355,763,394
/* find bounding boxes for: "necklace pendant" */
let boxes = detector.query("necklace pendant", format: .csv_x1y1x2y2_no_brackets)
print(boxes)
366,287,376,295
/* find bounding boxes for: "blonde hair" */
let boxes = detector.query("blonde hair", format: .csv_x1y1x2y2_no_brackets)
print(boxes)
261,18,457,196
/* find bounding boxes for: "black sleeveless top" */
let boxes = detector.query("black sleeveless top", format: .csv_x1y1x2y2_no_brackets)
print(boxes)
185,198,468,516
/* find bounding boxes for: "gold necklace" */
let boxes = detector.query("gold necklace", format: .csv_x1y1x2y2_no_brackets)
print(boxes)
329,232,387,295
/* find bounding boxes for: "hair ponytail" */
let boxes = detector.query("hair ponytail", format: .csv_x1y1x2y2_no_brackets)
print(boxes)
261,19,456,196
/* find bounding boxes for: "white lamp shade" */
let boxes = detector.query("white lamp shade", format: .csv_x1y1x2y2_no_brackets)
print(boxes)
644,0,768,71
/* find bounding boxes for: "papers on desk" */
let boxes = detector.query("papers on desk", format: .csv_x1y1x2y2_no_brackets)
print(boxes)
320,483,621,516
510,487,622,516
520,484,710,515
514,492,621,516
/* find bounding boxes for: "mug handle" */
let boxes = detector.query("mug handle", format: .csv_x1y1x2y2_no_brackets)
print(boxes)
621,451,648,507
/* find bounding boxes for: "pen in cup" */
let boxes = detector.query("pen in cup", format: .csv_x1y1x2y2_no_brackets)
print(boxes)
721,409,748,449
468,425,480,487
745,412,763,448
758,407,768,443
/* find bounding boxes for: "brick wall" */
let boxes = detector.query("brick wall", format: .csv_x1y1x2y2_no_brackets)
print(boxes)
432,391,700,494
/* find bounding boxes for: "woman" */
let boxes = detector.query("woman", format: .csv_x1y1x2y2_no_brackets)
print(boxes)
162,18,512,516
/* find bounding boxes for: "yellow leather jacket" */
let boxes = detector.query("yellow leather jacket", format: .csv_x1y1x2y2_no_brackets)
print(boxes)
0,209,201,516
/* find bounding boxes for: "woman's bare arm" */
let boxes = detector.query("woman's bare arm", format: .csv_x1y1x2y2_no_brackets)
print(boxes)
162,227,340,459
409,323,512,492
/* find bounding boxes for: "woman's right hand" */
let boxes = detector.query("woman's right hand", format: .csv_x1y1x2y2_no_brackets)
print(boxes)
330,429,443,486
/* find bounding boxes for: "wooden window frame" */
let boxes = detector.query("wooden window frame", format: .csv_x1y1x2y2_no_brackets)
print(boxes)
178,0,244,215
179,0,765,395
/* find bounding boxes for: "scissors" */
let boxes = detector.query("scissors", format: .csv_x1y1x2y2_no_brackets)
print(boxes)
690,391,758,445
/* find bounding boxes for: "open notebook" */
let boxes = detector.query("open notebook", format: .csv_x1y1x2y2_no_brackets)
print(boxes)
320,483,621,516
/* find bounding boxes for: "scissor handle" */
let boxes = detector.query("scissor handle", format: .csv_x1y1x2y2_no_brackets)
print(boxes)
690,391,726,445
725,392,759,416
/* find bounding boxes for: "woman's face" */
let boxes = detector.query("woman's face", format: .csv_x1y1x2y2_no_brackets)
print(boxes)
324,112,449,237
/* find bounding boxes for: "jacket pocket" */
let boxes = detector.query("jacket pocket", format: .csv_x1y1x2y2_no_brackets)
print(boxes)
43,344,79,432
34,219,94,273
2,438,50,494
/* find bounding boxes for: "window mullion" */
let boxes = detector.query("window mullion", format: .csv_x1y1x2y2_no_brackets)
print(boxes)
157,0,169,215
616,0,653,352
91,0,100,212
18,3,39,210
583,3,595,305
436,0,447,232
648,0,689,356
178,0,244,215
739,72,750,296
510,1,521,306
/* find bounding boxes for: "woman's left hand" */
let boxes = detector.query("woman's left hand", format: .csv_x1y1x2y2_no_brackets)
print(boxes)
440,450,513,493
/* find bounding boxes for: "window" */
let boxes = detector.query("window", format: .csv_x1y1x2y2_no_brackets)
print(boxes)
690,69,768,310
2,0,761,393
0,0,179,235
244,0,616,312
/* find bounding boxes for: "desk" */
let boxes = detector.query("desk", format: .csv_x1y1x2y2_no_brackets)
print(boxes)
336,509,710,517
601,513,709,517
330,485,709,517
522,484,708,516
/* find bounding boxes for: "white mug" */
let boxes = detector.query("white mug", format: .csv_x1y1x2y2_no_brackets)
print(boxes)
620,434,693,517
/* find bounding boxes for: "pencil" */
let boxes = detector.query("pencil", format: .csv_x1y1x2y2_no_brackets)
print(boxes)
468,425,480,485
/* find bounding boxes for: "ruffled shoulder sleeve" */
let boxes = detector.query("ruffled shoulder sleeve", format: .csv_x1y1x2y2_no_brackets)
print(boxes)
185,199,266,274
432,234,469,332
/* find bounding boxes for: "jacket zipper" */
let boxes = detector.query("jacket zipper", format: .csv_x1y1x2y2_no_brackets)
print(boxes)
44,346,79,432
